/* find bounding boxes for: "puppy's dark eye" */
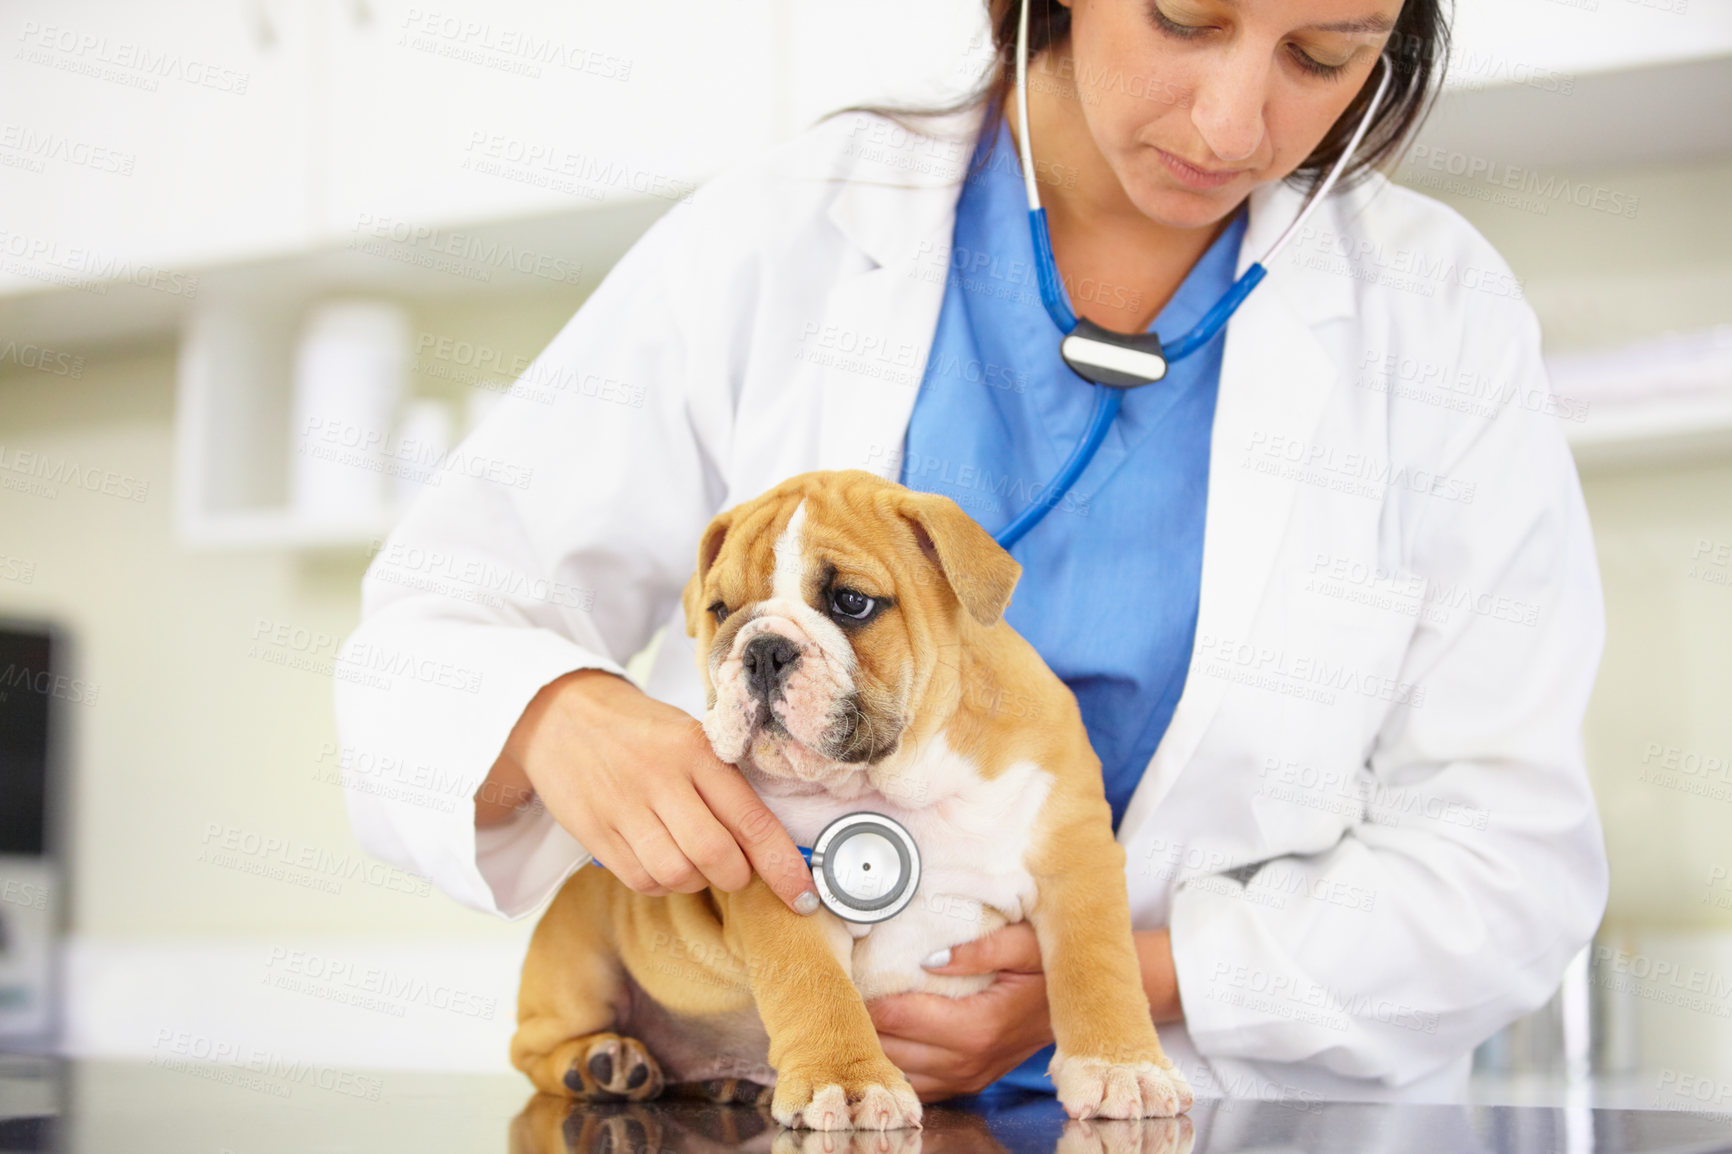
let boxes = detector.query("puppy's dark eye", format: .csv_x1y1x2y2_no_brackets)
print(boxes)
708,601,729,624
830,588,875,621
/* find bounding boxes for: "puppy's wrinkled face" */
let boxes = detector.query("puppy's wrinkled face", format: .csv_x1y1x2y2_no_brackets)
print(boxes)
680,471,1020,791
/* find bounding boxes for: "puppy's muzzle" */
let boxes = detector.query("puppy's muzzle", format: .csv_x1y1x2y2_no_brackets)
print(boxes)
742,633,800,703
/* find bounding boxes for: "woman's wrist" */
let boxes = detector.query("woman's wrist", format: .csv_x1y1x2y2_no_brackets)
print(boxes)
473,668,628,829
1134,927,1185,1025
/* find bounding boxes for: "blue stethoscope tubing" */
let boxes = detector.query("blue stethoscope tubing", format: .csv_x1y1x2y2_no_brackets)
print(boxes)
993,0,1396,551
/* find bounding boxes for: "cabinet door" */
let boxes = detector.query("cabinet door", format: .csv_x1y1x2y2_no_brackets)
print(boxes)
317,0,779,238
0,0,314,296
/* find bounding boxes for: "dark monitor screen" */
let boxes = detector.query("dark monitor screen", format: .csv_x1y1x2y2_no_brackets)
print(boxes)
0,626,52,857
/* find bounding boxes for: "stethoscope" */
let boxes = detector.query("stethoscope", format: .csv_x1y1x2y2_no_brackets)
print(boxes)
595,811,922,925
601,18,1395,926
796,812,923,924
991,0,1396,551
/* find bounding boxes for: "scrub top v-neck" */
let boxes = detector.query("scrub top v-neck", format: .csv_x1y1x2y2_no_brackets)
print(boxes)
896,107,1247,1095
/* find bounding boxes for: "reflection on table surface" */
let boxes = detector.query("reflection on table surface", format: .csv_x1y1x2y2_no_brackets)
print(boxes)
0,1053,1728,1154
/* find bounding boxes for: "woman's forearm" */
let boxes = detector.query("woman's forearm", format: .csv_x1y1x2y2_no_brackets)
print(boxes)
475,750,536,828
474,699,540,830
1135,928,1185,1025
473,670,609,828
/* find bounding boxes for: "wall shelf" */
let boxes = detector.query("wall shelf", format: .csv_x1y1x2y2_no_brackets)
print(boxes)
3,19,1728,537
153,200,669,552
173,509,398,551
1566,394,1732,470
1552,326,1732,470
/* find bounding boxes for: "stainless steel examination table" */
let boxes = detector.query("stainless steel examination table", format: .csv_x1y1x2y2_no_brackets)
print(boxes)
0,1052,1727,1153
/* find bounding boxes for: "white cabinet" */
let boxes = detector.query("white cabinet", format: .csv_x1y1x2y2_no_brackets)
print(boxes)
0,0,316,295
314,0,781,235
5,0,1726,304
0,0,790,301
6,0,1730,544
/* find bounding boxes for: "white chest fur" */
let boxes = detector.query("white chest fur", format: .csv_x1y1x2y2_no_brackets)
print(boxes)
754,731,1055,1001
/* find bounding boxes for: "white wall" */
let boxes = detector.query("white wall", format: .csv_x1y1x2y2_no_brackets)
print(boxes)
2,296,594,942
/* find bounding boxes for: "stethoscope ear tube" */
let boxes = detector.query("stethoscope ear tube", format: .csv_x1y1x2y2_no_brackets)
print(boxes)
1002,0,1396,549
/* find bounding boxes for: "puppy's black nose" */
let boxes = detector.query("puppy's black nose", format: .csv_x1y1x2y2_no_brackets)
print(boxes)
741,634,799,701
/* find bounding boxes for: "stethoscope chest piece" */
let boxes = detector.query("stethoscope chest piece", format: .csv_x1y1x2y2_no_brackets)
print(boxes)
807,812,921,924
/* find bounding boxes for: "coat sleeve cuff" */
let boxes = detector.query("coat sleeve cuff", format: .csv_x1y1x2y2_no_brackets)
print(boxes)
336,620,631,920
442,631,626,919
473,799,593,919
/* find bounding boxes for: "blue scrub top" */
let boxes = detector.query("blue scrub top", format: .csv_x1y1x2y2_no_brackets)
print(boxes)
895,109,1247,1095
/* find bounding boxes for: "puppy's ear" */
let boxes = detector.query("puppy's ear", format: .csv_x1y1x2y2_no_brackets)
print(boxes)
681,513,733,638
897,490,1021,627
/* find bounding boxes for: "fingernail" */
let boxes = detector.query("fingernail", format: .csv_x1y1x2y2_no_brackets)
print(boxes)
794,891,820,916
922,947,950,969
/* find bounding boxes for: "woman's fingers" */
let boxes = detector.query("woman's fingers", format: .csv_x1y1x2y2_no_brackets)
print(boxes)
692,753,820,914
871,995,1033,1101
615,811,708,893
873,1002,983,1095
519,672,817,912
655,786,755,893
877,1032,973,1082
868,989,979,1045
584,827,671,896
869,976,1054,1102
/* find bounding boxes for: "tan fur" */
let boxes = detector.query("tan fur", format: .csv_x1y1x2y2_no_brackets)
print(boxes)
512,470,1192,1127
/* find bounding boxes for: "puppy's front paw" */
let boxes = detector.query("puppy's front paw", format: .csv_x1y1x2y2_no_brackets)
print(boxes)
771,1060,923,1131
1159,1062,1195,1114
1048,1048,1194,1119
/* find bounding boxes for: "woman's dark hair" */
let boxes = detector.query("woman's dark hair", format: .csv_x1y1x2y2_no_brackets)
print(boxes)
823,0,1451,198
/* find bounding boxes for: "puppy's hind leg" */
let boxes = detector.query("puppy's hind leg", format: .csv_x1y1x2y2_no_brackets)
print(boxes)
665,1077,777,1109
510,867,666,1102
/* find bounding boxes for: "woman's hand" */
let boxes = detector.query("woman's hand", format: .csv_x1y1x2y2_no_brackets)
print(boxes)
864,921,1053,1102
474,669,820,915
865,924,1184,1102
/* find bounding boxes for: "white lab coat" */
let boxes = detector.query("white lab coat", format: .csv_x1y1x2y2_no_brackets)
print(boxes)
334,102,1608,1106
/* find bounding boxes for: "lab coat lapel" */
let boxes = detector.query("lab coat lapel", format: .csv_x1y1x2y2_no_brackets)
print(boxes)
812,254,944,475
1113,178,1360,850
810,108,986,477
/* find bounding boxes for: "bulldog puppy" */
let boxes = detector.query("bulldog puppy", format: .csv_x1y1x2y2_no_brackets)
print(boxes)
510,470,1193,1131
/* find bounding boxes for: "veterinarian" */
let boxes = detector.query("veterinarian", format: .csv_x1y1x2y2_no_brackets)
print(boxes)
335,0,1608,1109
